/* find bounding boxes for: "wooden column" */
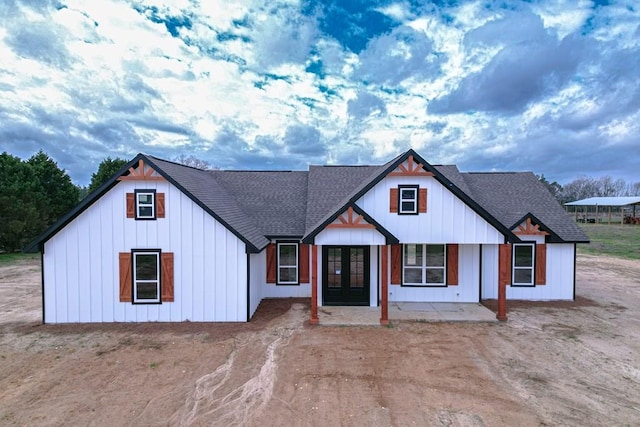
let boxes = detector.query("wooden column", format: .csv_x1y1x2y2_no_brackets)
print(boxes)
380,245,389,325
497,281,507,321
310,245,319,325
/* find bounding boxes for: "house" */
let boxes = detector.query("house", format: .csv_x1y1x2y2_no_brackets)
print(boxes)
26,149,589,324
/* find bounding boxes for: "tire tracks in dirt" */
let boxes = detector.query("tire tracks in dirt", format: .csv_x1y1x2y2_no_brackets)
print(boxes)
172,303,306,426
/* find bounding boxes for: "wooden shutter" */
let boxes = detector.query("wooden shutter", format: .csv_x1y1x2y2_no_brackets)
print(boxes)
419,188,427,213
126,193,135,218
156,193,165,218
498,244,512,287
119,252,132,302
299,244,310,283
389,188,399,213
446,244,458,286
535,244,547,285
266,243,276,283
390,244,402,284
161,252,174,302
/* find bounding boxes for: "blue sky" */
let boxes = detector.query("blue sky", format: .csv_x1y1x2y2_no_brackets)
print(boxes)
0,0,638,185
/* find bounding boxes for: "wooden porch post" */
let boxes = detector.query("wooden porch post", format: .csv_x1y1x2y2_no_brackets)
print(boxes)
310,245,319,325
497,281,507,321
380,245,389,325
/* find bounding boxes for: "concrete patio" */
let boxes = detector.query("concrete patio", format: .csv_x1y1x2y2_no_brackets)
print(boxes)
317,302,497,326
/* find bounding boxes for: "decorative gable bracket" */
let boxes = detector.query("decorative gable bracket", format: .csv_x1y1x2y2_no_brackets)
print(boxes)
326,206,376,229
117,159,166,181
514,217,549,236
388,155,434,177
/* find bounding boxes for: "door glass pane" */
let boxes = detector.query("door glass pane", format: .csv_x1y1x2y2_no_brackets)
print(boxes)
328,248,341,288
136,254,158,280
350,248,363,288
425,245,444,267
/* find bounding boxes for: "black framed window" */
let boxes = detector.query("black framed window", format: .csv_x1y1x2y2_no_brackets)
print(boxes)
277,242,298,285
398,185,418,214
132,250,161,303
403,244,446,286
135,189,156,220
512,243,535,286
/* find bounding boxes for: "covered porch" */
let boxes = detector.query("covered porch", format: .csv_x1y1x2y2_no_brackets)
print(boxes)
316,302,497,326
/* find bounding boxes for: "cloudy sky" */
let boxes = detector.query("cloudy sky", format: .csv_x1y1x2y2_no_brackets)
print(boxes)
1,0,638,186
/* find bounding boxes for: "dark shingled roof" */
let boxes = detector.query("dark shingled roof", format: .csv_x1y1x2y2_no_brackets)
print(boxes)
211,170,308,237
305,165,384,234
147,157,270,251
25,150,587,254
461,172,589,242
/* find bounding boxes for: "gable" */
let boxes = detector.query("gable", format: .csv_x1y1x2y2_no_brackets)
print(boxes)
356,173,505,244
26,154,268,253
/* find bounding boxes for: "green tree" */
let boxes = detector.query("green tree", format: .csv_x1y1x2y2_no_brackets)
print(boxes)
27,151,80,237
87,157,128,193
0,153,39,251
537,174,563,202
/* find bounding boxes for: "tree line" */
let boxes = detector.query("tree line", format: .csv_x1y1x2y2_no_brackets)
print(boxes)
538,174,640,204
0,149,636,252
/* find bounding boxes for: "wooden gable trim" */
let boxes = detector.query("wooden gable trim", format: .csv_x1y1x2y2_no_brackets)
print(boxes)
117,159,166,181
387,155,434,177
514,217,549,236
326,206,376,229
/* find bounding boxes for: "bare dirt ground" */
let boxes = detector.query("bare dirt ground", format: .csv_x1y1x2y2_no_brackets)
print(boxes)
1,254,639,426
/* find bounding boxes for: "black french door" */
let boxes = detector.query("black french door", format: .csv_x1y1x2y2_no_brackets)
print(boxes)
322,246,370,306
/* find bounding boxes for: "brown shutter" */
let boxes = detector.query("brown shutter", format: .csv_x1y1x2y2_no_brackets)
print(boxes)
535,244,547,285
119,252,132,302
299,244,310,283
446,244,458,285
266,243,276,283
161,252,174,302
390,244,402,285
390,188,399,213
498,244,512,287
419,188,427,213
156,193,165,218
126,193,135,218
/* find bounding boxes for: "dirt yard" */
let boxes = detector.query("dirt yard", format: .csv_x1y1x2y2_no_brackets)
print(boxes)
1,254,639,426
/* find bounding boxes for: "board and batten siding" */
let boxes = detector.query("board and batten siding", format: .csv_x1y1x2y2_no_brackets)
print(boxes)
258,244,311,299
43,179,248,323
314,227,386,246
356,176,504,244
387,244,480,303
481,243,575,300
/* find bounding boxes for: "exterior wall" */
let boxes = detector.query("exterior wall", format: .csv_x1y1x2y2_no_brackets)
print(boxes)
370,245,379,307
357,175,504,244
43,179,248,323
481,243,575,300
315,228,386,246
258,243,312,299
249,251,265,319
387,244,480,303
